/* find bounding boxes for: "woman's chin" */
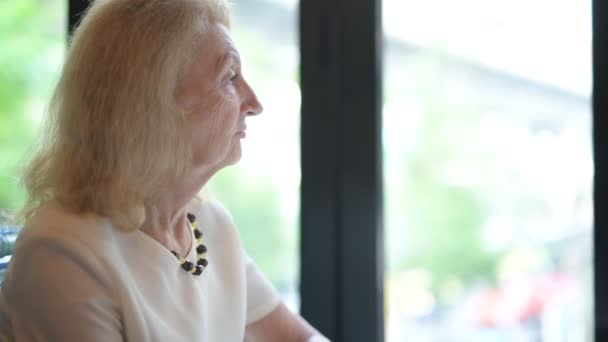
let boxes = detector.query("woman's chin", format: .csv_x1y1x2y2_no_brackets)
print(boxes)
224,142,242,166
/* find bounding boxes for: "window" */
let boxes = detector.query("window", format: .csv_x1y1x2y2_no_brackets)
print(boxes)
383,0,593,340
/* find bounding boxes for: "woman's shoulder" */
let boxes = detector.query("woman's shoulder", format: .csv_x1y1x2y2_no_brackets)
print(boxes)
2,202,120,303
17,201,116,248
1,203,123,339
11,201,122,275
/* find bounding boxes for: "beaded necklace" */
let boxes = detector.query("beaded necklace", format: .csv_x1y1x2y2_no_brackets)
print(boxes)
170,213,208,276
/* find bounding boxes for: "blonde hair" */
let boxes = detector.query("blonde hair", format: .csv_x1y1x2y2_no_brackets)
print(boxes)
20,0,231,231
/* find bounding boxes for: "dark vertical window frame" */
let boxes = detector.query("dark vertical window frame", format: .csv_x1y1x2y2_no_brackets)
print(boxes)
69,0,89,37
595,0,608,340
300,0,384,341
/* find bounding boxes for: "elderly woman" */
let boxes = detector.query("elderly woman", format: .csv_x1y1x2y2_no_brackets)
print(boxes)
0,0,329,341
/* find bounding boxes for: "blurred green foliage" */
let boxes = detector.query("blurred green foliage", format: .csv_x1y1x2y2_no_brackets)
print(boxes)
388,52,500,293
0,0,65,212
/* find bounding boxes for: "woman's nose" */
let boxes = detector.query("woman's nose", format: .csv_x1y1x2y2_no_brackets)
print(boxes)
242,82,263,116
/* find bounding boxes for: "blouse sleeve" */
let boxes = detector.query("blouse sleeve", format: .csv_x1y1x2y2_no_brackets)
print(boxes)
244,255,282,325
0,236,123,341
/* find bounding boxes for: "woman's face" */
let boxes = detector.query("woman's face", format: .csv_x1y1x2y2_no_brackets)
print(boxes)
176,23,263,175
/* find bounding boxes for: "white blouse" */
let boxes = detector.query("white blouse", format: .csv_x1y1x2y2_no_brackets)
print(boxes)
0,196,281,341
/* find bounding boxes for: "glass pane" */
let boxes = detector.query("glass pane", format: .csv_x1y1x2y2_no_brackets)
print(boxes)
383,0,592,341
206,0,301,310
0,0,66,279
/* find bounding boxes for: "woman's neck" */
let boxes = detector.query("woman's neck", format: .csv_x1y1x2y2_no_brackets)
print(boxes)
139,168,214,256
140,194,192,257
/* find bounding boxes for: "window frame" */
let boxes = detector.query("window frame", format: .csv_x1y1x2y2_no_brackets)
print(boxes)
69,0,88,36
299,0,384,341
594,0,608,340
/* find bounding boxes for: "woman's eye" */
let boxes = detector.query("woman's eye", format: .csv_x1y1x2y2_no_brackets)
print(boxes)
227,70,239,84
